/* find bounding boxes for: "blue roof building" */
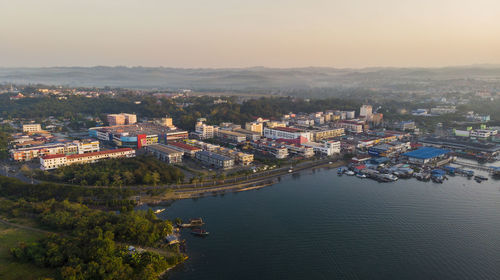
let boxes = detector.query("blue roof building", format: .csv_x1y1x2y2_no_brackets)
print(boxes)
402,147,451,165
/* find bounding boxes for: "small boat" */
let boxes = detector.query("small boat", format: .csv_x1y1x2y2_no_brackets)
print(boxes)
345,170,355,176
474,177,482,183
288,169,293,173
154,209,165,214
356,173,367,178
474,175,488,181
191,228,210,237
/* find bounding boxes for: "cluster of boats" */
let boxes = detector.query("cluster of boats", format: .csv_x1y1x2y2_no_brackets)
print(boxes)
178,218,210,237
338,164,492,184
338,167,397,182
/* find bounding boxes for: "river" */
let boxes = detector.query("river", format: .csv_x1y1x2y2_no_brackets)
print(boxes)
151,166,500,280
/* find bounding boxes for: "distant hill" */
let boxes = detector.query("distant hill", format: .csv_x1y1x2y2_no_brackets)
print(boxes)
1,66,500,91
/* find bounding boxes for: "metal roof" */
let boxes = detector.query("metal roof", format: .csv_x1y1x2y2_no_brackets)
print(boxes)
402,147,450,159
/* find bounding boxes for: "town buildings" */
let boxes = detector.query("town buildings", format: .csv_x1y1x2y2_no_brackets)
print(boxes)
302,141,341,156
195,151,234,169
263,127,312,142
194,119,217,139
335,120,365,133
89,123,188,149
166,141,202,157
107,113,137,126
40,148,135,170
10,139,100,161
22,124,42,133
144,144,184,164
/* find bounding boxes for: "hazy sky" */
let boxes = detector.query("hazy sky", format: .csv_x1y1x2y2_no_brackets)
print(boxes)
1,0,500,68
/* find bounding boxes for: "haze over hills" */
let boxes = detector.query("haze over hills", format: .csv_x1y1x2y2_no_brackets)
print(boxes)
1,66,500,92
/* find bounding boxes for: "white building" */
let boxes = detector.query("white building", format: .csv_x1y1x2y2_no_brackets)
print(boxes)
195,120,217,139
263,127,311,142
360,105,373,119
303,141,341,156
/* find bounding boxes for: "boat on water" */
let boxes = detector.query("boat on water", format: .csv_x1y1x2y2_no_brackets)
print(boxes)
474,175,488,181
154,209,165,214
356,173,367,178
191,228,210,237
345,170,355,176
379,173,398,182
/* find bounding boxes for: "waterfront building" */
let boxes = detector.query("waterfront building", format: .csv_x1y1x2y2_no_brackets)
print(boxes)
22,124,42,133
402,147,451,165
303,141,340,156
250,140,289,159
144,144,184,164
195,151,234,169
40,148,135,170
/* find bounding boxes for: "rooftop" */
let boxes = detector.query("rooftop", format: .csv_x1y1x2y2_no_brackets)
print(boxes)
67,148,134,159
402,147,451,159
270,127,303,133
147,144,184,155
196,150,232,161
168,141,201,151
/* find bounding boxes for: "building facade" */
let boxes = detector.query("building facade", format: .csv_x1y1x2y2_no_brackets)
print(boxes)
40,148,135,170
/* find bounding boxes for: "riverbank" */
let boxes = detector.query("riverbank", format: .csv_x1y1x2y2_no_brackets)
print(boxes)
141,160,346,203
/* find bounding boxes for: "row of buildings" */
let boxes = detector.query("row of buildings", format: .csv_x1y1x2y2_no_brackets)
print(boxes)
10,139,100,161
41,148,135,170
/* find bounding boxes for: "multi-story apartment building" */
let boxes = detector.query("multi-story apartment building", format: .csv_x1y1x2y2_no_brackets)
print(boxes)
40,148,135,170
107,113,137,126
195,151,234,169
245,121,263,135
144,144,184,164
310,128,345,141
250,140,289,159
263,127,312,142
22,124,42,133
195,120,217,139
166,142,202,157
360,105,373,119
303,141,341,156
216,129,247,143
10,140,99,161
335,120,365,133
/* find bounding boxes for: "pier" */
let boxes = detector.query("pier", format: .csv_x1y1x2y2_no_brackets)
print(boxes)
453,160,497,173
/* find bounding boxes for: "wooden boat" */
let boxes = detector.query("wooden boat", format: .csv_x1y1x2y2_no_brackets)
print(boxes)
191,228,210,236
154,209,165,214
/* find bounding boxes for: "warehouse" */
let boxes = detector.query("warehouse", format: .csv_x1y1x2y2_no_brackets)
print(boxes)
402,147,451,165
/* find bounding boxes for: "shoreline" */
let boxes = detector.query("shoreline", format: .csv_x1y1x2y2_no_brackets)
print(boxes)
142,160,346,204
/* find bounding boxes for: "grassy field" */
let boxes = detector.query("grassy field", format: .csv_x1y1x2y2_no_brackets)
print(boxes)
0,223,55,280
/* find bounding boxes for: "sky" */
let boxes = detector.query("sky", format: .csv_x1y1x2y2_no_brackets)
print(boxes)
1,0,500,68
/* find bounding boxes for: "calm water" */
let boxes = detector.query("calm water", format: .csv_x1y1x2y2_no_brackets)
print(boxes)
154,167,500,280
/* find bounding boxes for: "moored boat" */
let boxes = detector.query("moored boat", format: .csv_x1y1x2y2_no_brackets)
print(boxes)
191,228,210,236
